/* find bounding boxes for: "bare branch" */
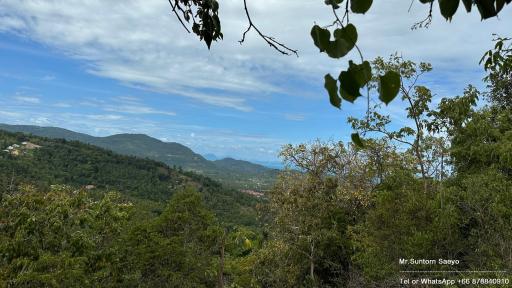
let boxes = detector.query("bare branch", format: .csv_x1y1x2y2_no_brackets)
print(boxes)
238,0,298,57
411,1,434,30
168,0,190,33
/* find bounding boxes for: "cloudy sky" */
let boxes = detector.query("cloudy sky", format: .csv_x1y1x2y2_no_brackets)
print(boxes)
0,0,510,162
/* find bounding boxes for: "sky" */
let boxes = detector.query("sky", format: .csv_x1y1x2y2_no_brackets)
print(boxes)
0,0,510,163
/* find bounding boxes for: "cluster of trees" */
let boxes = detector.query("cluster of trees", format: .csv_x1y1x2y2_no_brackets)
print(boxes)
0,184,261,287
1,38,511,286
0,132,260,226
247,39,512,287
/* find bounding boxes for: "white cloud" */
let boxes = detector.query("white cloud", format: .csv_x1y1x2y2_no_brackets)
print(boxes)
42,74,55,81
103,104,176,116
53,102,71,108
285,113,305,121
0,0,510,161
0,110,23,118
1,0,507,112
30,116,50,125
14,95,41,104
86,114,124,121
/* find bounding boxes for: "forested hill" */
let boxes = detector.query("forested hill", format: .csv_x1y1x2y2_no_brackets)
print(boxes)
0,129,260,226
0,123,278,190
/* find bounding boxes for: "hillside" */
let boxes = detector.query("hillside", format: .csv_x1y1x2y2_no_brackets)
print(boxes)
0,129,260,226
0,124,278,190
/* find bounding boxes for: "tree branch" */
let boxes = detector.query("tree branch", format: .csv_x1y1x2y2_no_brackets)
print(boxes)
239,0,298,57
411,1,434,30
168,0,190,33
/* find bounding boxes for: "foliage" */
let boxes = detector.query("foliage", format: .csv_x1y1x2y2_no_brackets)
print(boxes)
0,185,130,287
169,0,222,49
114,187,221,287
2,38,512,286
481,36,512,108
0,124,278,191
349,55,449,192
0,129,260,227
450,107,512,176
253,141,406,287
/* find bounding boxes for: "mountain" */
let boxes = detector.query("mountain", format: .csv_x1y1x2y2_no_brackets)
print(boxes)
251,160,284,170
0,124,278,190
203,153,220,161
0,129,260,226
214,158,272,175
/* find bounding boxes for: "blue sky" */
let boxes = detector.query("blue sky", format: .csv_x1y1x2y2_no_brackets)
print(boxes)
0,1,510,162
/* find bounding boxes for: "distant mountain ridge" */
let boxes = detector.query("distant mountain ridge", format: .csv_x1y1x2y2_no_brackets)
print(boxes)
0,123,278,190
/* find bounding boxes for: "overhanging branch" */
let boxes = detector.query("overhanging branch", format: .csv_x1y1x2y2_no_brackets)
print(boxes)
239,0,298,57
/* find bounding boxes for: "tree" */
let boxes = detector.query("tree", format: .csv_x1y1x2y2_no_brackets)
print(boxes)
352,54,512,285
254,140,405,287
349,55,450,193
0,185,131,287
481,36,512,109
115,186,221,287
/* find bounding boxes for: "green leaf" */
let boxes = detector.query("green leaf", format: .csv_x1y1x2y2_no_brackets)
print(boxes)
311,24,358,58
212,0,219,12
439,0,460,21
338,70,361,101
311,25,331,53
350,60,372,86
379,71,400,105
351,133,364,148
324,74,341,108
496,0,506,13
325,0,344,9
462,0,472,12
351,0,373,14
337,61,372,103
329,24,358,58
243,238,252,249
476,0,497,19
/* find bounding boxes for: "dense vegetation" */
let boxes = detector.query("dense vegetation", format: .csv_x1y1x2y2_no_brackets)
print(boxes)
1,38,512,287
0,125,278,191
0,131,260,227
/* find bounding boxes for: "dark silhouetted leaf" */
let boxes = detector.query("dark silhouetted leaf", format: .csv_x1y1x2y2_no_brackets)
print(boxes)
351,133,365,147
311,24,357,58
325,0,344,9
379,71,401,105
338,61,372,103
496,0,506,13
476,0,497,19
339,70,362,101
351,60,372,86
462,0,473,11
351,0,373,14
311,25,331,53
324,74,341,108
439,0,460,20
